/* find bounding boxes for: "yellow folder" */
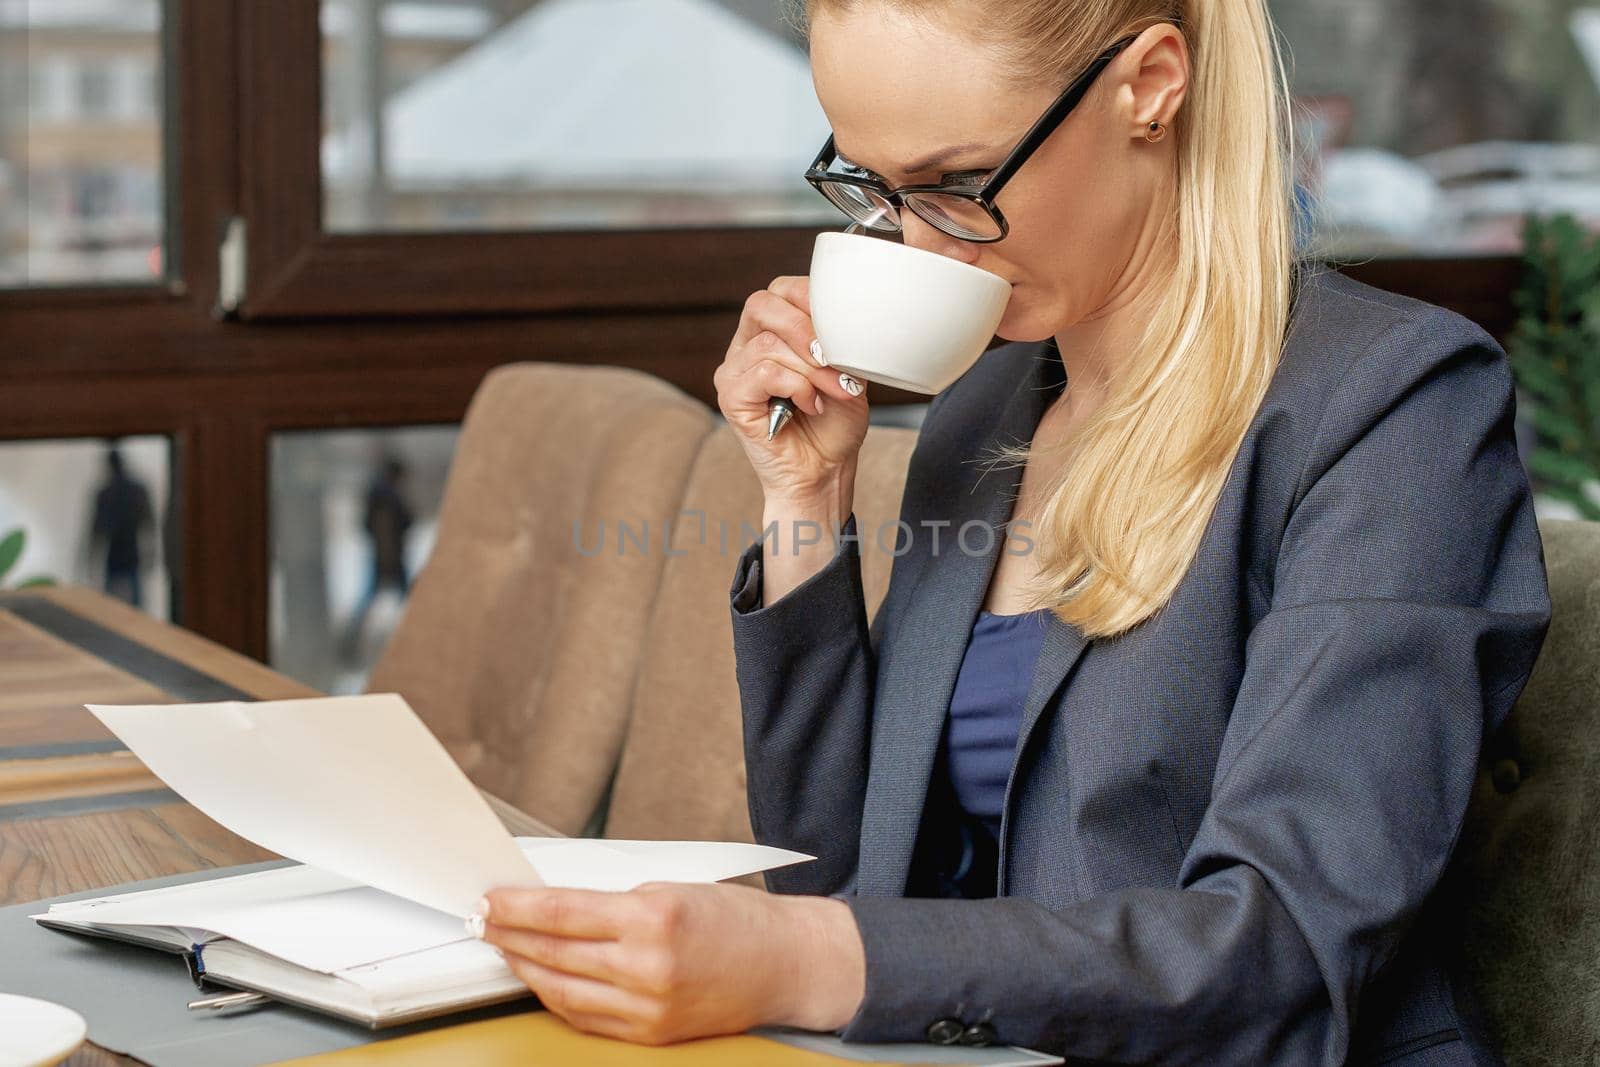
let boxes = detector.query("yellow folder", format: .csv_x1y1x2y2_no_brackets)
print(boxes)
271,1013,936,1066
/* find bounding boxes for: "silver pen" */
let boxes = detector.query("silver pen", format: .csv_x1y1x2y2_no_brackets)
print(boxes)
766,220,875,441
188,990,271,1012
766,396,798,441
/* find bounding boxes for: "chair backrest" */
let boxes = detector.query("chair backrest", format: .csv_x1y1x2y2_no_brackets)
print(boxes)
368,362,714,835
1446,518,1600,1064
602,422,918,843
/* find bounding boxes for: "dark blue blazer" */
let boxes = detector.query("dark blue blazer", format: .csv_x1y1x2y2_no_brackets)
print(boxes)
729,268,1551,1065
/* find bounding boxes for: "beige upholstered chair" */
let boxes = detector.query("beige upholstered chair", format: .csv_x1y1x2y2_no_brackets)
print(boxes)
368,363,715,835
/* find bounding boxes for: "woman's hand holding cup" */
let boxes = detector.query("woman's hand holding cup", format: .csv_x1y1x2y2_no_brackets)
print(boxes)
715,276,868,516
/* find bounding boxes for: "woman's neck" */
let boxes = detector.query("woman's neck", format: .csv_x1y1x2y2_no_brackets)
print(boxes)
1050,195,1179,422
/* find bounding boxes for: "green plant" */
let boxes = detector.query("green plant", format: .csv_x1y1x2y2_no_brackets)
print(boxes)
1508,214,1600,521
0,527,56,590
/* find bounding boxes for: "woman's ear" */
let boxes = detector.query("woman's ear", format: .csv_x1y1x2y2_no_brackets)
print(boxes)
1119,25,1190,137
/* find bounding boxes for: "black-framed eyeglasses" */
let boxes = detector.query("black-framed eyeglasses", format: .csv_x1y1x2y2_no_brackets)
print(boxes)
804,34,1138,243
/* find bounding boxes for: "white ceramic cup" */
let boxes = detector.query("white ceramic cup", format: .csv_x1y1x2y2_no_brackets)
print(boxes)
808,231,1013,395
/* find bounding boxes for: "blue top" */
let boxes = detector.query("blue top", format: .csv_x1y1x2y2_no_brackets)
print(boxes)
943,607,1052,838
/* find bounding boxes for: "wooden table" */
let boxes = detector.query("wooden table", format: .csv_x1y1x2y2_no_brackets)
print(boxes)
0,585,554,1067
0,587,865,1067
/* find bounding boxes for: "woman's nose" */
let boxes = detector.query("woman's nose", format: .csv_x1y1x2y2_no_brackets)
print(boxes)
898,212,983,266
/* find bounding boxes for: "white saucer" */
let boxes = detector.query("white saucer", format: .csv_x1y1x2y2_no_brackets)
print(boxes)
0,994,88,1067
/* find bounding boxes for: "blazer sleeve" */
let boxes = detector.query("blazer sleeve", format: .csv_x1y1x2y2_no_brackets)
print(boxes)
730,512,875,897
835,310,1553,1063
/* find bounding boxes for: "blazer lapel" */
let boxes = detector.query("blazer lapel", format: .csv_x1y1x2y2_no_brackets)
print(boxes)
1015,616,1091,773
856,339,1067,897
994,613,1091,893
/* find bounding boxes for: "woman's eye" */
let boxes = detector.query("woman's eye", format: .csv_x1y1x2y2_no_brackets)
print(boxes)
941,171,992,188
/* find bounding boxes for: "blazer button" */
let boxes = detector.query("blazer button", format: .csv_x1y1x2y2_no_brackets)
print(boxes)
959,1022,997,1047
1491,758,1522,794
926,1018,965,1045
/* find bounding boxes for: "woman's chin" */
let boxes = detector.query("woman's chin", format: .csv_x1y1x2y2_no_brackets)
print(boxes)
995,301,1057,345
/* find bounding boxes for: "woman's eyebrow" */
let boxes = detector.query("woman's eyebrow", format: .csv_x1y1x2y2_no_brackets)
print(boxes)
901,142,996,173
835,141,997,176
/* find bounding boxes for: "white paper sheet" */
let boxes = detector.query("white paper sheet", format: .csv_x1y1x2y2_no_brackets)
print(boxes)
524,839,813,890
87,694,540,918
83,694,814,925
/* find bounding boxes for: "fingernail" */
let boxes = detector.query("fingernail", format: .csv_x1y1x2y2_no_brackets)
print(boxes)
475,897,490,918
809,338,828,367
815,394,825,416
838,373,863,397
465,912,486,940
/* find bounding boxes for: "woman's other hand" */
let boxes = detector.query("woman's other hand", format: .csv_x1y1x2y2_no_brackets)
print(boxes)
478,881,866,1045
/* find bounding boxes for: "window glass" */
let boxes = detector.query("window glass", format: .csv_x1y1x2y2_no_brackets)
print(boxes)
270,426,458,694
320,0,836,232
79,63,114,118
0,0,168,286
0,435,176,620
321,1,1599,253
1274,0,1600,255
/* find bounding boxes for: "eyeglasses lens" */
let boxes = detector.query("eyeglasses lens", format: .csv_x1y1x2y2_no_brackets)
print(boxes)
903,192,1002,241
815,181,901,231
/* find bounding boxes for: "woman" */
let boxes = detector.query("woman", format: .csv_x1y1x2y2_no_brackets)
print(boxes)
474,1,1552,1062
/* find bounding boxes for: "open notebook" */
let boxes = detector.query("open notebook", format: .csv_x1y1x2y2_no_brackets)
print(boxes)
32,694,810,1028
35,837,803,1027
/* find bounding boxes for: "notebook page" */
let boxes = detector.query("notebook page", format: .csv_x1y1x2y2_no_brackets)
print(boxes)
43,864,465,973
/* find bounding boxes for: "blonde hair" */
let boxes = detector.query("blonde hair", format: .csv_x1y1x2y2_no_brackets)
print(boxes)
800,0,1308,639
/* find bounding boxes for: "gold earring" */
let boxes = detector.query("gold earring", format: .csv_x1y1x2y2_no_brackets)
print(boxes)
1144,121,1167,143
